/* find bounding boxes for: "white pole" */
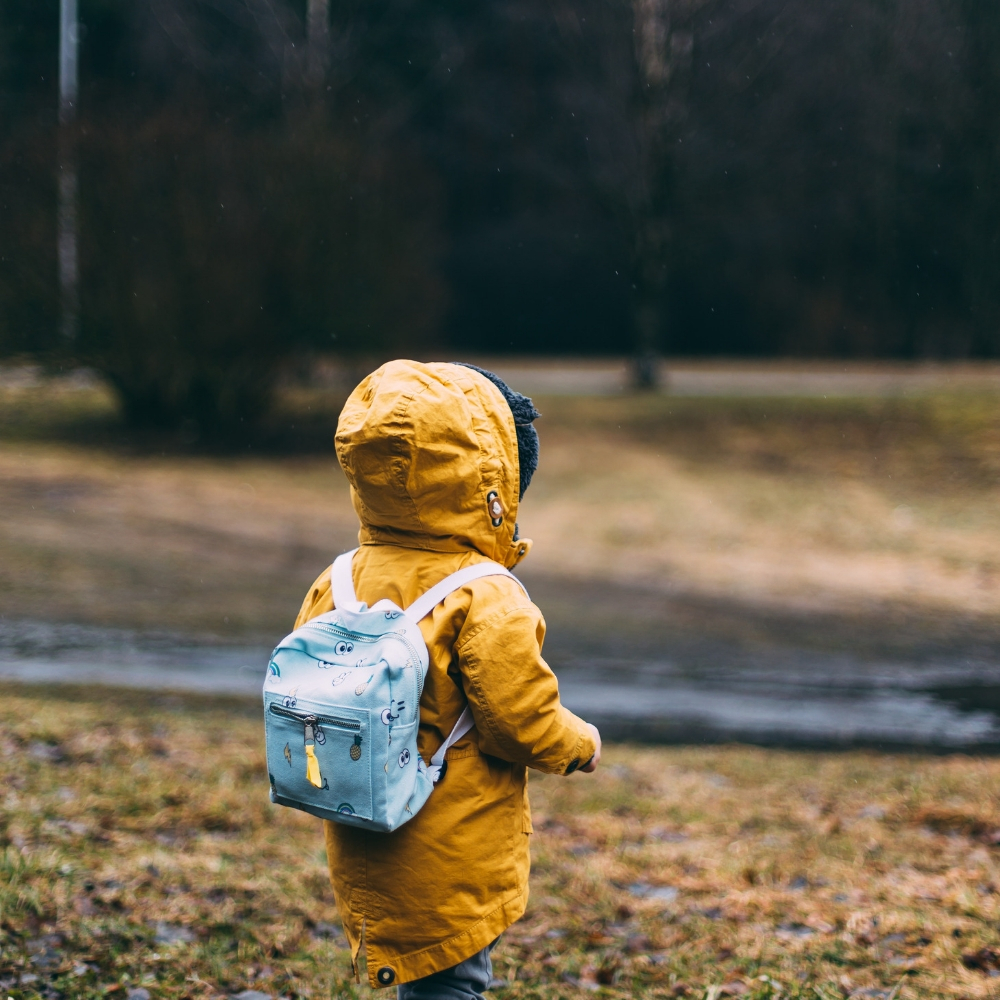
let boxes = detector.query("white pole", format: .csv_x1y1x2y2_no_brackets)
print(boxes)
307,0,329,84
58,0,79,342
59,0,78,122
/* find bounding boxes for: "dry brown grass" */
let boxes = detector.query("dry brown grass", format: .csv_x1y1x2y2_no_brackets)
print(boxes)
3,367,999,999
0,440,356,637
523,393,1000,619
3,686,1000,1000
1,375,998,635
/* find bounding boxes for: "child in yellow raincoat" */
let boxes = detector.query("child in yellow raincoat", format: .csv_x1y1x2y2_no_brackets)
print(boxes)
295,360,601,998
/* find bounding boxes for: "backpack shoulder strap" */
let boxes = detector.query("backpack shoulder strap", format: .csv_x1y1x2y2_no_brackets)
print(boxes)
405,561,528,623
426,705,474,784
331,550,528,620
328,555,528,782
330,548,365,612
408,561,529,782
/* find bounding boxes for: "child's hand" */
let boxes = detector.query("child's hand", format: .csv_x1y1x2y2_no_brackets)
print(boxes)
579,723,602,773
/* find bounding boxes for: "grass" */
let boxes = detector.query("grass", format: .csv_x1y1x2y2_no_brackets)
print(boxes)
1,370,999,638
524,392,1000,619
3,686,1000,1000
2,365,999,995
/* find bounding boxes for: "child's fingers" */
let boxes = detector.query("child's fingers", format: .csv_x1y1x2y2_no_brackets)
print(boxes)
579,723,602,772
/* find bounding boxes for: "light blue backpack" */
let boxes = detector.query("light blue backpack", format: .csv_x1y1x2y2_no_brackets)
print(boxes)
263,548,525,832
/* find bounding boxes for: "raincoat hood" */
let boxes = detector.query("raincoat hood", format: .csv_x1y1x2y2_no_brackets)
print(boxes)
335,360,531,569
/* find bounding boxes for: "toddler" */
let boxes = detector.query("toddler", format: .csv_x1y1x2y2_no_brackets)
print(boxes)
294,360,601,998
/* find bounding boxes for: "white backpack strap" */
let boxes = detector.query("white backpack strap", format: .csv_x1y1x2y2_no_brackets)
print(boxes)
331,548,366,613
404,561,528,623
427,705,475,784
409,562,528,783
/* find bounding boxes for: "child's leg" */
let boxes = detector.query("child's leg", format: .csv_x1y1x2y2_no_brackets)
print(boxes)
396,939,499,1000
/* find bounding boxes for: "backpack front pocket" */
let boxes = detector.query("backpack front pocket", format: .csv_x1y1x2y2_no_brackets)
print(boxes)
266,703,373,821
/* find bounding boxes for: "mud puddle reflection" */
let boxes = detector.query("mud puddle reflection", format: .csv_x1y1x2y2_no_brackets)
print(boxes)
3,576,999,750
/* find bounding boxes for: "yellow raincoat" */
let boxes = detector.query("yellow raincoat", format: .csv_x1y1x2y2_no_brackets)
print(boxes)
294,360,596,988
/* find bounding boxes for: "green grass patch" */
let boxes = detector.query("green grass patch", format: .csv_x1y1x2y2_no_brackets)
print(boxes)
2,686,1000,999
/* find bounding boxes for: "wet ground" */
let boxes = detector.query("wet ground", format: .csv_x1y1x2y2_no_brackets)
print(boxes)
4,574,998,751
4,361,998,752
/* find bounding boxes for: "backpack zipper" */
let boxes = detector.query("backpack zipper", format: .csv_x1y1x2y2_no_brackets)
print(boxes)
302,622,383,643
297,623,425,688
269,703,362,731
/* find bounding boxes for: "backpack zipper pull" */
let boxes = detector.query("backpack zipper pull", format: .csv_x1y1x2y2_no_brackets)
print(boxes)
303,717,323,788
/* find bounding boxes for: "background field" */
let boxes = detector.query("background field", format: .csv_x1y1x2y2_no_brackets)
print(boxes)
2,362,999,646
2,362,1000,999
4,686,1000,1000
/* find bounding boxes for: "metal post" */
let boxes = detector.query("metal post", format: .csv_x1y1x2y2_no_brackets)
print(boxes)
307,0,330,85
59,0,78,121
58,0,79,342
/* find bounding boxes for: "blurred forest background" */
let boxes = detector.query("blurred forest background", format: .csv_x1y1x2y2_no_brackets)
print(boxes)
1,0,999,435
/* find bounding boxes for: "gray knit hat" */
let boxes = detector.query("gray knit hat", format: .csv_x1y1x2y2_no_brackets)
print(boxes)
453,363,540,500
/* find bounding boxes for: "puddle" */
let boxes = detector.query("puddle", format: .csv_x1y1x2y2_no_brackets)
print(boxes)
557,667,1000,749
3,590,999,750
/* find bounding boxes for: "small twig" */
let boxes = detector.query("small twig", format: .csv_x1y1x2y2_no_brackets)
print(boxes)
885,976,907,1000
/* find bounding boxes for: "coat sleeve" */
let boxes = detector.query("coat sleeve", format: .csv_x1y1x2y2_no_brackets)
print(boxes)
294,565,335,628
455,592,597,775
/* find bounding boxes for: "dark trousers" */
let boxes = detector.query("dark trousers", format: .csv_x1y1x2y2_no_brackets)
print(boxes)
396,939,498,1000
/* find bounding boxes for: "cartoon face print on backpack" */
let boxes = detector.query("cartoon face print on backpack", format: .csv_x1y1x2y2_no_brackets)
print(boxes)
317,643,354,670
380,699,406,725
398,748,411,767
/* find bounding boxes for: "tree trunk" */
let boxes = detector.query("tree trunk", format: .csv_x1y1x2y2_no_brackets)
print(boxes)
58,0,79,343
307,0,330,85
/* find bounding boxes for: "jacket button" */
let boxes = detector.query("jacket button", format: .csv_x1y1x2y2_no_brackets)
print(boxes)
377,967,395,986
486,491,504,525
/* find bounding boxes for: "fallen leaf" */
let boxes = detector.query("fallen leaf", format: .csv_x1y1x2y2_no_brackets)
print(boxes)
776,922,815,940
625,934,653,954
308,922,345,944
962,947,1000,974
626,882,679,902
154,922,195,945
596,957,621,985
805,914,836,933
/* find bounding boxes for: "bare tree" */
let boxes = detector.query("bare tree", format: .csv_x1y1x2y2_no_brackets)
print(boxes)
629,0,699,386
307,0,330,85
58,0,79,343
